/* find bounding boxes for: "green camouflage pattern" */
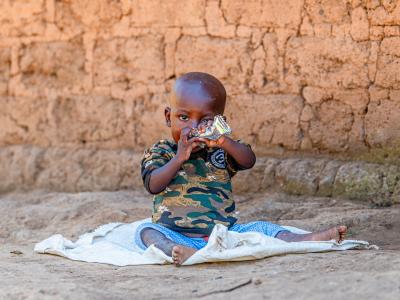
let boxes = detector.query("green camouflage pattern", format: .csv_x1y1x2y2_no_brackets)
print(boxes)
141,139,245,235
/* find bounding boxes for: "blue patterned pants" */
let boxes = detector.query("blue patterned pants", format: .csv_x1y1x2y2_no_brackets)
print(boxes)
135,221,288,251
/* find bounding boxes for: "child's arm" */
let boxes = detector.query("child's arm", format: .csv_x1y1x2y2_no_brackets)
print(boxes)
219,136,256,169
194,119,256,170
194,136,256,170
147,128,197,194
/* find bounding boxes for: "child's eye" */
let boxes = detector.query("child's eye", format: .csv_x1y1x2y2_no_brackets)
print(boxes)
179,115,189,121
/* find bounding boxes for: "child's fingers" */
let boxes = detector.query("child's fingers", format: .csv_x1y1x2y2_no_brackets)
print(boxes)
187,139,201,149
190,137,213,148
191,137,208,144
180,127,191,143
181,127,191,136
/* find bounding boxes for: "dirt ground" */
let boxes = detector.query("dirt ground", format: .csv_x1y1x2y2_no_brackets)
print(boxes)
1,190,400,300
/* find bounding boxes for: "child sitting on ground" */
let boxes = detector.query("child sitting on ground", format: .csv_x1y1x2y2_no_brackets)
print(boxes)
135,72,347,265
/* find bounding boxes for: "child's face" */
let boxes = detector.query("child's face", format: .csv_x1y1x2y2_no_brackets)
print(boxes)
165,81,225,150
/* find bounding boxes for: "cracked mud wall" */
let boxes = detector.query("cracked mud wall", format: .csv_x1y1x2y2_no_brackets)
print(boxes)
1,0,400,194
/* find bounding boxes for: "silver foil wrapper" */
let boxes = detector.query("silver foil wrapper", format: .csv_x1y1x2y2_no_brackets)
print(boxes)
189,115,232,140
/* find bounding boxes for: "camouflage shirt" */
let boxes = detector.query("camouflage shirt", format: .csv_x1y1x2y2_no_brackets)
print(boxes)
141,139,249,235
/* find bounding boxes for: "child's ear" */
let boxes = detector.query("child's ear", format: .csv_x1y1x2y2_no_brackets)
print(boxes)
165,107,171,127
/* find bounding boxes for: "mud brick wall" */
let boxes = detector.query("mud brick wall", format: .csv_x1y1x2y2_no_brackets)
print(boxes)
1,0,400,194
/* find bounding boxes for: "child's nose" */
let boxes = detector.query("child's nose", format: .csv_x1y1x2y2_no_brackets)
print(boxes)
190,120,200,128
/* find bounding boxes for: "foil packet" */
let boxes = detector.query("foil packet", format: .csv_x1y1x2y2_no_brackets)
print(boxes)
189,115,232,140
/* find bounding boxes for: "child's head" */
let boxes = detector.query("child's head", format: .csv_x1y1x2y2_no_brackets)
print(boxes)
165,72,226,144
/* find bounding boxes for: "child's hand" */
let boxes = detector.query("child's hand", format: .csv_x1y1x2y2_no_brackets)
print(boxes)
194,135,227,148
176,127,199,163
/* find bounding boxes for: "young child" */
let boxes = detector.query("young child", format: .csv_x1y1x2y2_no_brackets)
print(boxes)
135,72,347,265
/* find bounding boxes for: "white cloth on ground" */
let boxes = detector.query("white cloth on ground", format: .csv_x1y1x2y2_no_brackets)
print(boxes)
34,218,376,266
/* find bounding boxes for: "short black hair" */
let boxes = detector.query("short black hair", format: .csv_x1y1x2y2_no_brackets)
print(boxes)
175,72,226,105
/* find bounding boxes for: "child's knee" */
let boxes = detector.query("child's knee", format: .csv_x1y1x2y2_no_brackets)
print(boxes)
140,228,152,238
140,228,165,246
140,228,154,242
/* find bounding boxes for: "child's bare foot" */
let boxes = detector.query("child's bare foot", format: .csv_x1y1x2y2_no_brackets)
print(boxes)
307,225,347,243
172,245,197,266
277,225,347,243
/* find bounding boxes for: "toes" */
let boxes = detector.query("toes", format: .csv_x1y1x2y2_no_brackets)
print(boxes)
338,225,347,234
172,246,182,266
174,259,182,266
337,226,347,243
171,246,196,266
172,255,180,265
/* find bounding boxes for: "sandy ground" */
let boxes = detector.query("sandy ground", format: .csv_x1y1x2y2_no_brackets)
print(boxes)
1,190,400,300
